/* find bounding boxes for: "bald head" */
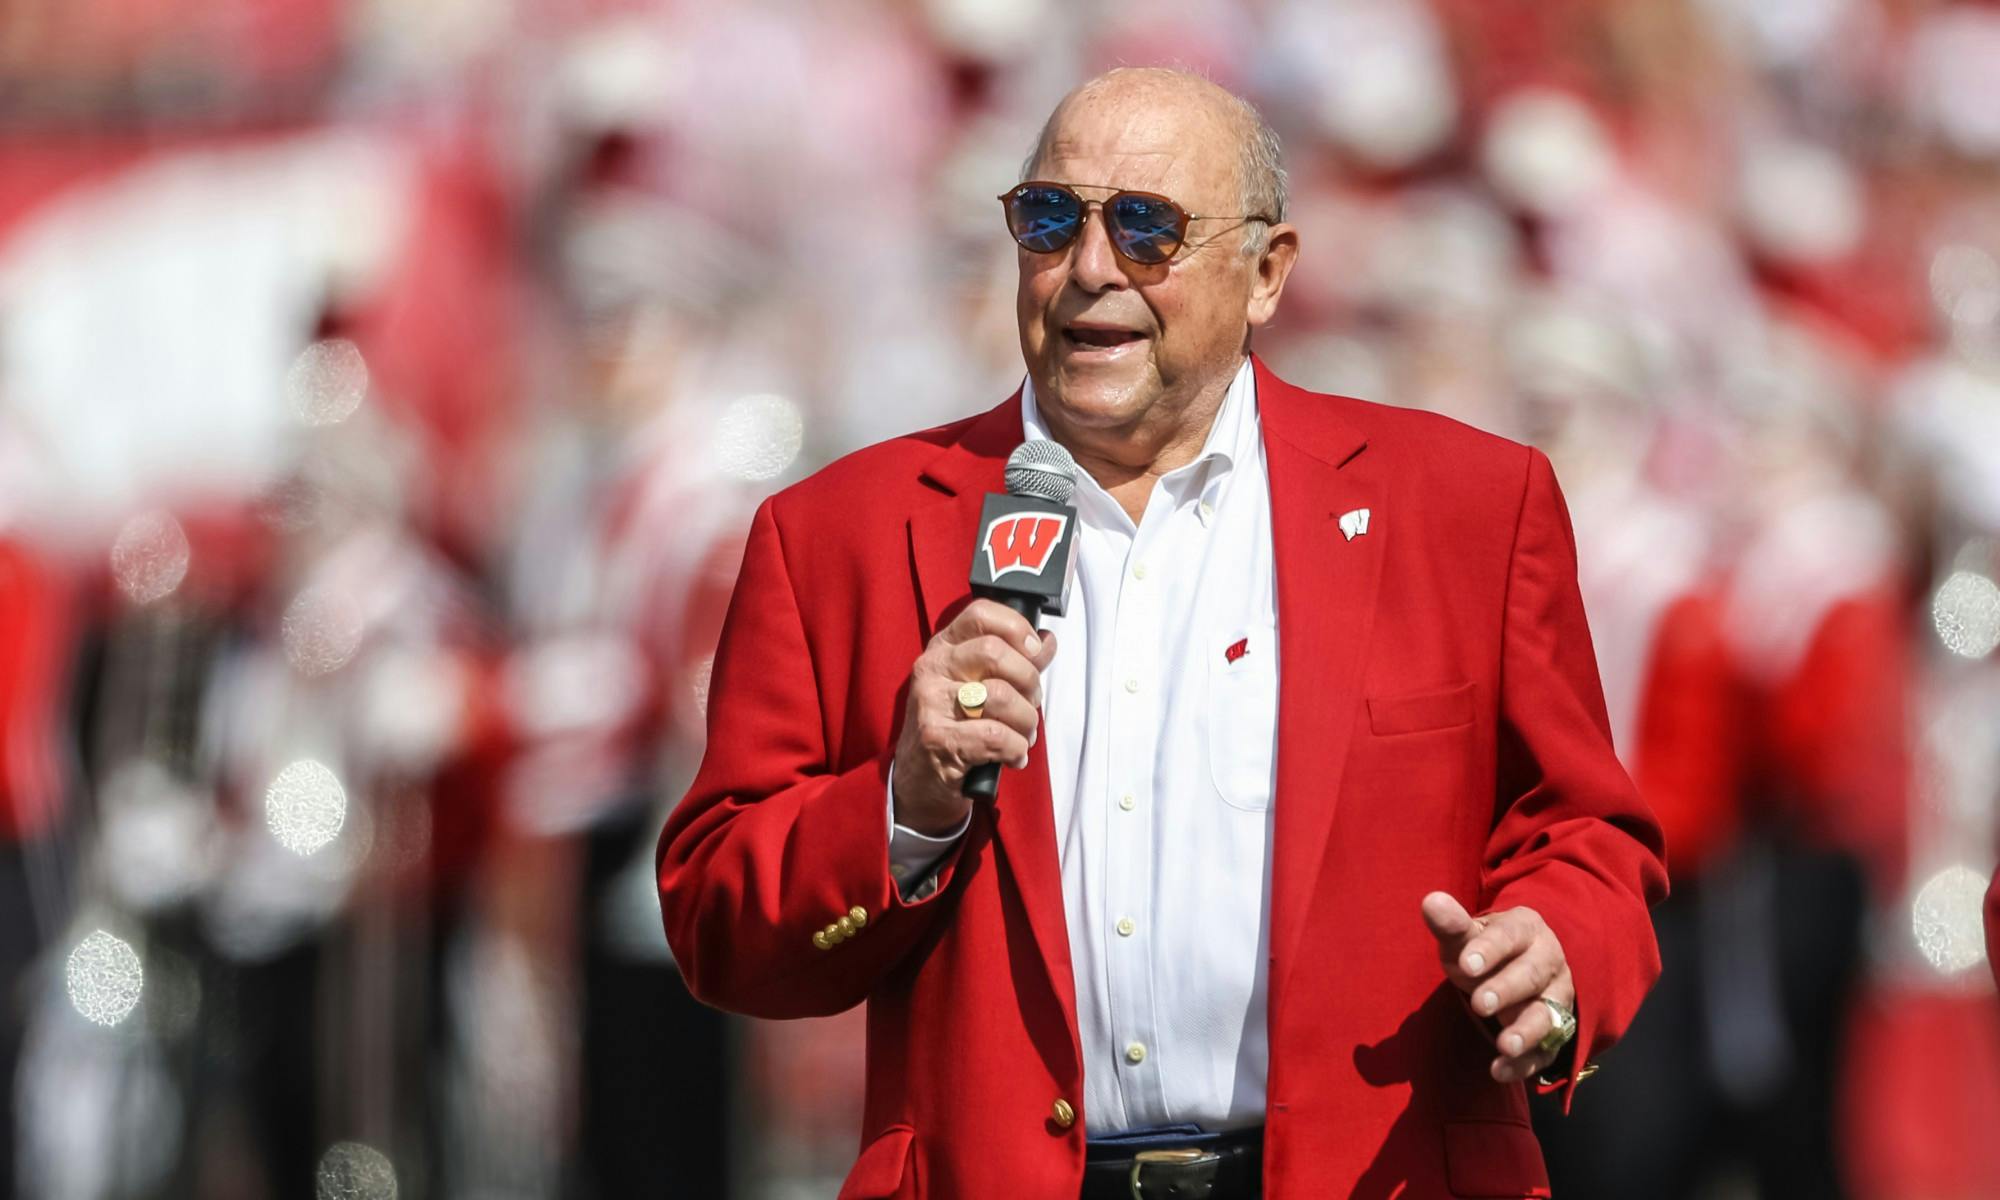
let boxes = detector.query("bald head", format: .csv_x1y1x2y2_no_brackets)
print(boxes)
1008,65,1301,487
1023,68,1288,252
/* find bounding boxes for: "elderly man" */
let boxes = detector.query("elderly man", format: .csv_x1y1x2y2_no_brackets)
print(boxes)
658,68,1666,1199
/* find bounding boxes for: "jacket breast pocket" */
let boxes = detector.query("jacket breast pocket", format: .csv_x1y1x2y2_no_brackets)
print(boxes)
1367,680,1475,737
837,1124,915,1200
1207,624,1278,811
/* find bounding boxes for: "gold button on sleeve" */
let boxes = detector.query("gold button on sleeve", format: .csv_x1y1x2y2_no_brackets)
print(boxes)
1051,1098,1075,1128
812,930,831,950
836,916,857,936
849,906,868,927
824,924,846,945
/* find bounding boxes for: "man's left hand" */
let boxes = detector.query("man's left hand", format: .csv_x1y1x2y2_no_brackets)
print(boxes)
1420,892,1574,1084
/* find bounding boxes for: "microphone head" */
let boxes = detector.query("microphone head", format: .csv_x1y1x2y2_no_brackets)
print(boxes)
1004,440,1077,506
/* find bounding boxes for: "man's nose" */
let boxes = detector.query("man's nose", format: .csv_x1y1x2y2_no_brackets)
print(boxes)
1066,205,1129,293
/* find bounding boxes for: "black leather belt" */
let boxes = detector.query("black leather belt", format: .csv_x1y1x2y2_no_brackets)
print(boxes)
1080,1126,1263,1200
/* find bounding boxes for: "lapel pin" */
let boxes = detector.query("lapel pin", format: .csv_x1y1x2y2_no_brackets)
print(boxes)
1224,637,1250,665
1339,508,1371,541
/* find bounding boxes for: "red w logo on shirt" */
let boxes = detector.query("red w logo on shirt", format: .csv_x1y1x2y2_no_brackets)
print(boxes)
1225,637,1250,664
982,513,1070,580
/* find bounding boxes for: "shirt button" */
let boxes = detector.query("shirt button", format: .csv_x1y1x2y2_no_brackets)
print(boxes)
1132,562,1148,580
1119,794,1136,811
1124,677,1140,694
1199,501,1215,523
1051,1098,1076,1128
1125,1042,1147,1065
1116,918,1136,937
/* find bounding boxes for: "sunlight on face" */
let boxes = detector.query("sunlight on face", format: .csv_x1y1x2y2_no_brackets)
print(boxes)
1016,79,1267,443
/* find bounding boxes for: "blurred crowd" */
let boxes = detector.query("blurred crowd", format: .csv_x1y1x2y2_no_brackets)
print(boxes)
1,0,1998,1197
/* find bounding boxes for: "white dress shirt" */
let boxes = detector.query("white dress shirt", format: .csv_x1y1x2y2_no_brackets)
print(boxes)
890,357,1277,1135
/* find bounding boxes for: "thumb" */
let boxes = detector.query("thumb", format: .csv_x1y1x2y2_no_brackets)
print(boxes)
1032,630,1058,672
1420,891,1475,943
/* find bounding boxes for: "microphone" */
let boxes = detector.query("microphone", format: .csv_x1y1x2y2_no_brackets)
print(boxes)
962,440,1079,801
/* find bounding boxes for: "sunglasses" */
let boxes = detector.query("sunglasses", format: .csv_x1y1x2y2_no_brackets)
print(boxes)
998,181,1274,266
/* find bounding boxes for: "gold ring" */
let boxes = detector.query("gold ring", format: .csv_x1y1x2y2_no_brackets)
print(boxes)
1535,996,1578,1057
956,680,988,720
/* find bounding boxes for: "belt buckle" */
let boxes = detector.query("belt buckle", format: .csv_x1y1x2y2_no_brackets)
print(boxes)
1128,1147,1221,1200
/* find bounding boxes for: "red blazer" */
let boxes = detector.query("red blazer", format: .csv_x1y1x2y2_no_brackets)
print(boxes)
658,358,1667,1199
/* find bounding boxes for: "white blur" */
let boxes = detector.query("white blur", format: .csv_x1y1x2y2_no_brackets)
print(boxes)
713,393,804,482
264,758,349,856
316,1140,399,1200
1910,864,1992,977
64,930,145,1028
288,338,371,427
1932,570,2000,659
109,511,190,605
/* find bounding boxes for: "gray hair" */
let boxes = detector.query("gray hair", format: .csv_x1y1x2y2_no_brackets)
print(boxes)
1020,67,1288,257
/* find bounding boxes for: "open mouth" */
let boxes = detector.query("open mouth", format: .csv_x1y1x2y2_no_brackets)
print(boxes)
1063,326,1146,350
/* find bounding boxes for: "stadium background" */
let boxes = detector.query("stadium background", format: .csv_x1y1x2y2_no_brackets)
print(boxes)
1,0,1997,1196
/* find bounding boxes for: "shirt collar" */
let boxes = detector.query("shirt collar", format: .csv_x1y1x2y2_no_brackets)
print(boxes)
1018,357,1257,494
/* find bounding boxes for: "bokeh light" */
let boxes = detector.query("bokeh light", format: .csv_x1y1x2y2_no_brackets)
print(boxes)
283,585,365,676
1930,243,2000,327
10,2,2000,1196
1910,863,1990,976
1931,570,2000,659
713,393,804,482
64,930,145,1027
264,758,349,856
109,511,190,604
316,1141,399,1200
287,338,370,427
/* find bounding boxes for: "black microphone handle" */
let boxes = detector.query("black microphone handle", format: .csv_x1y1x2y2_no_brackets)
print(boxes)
961,590,1044,802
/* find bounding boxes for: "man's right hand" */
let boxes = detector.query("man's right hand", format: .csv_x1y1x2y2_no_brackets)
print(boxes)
892,599,1057,835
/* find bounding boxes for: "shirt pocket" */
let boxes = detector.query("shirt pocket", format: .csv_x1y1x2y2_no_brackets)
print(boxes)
1207,623,1279,812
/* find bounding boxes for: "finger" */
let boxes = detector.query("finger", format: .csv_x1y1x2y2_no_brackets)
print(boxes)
1490,1047,1557,1084
946,635,1045,708
1468,944,1559,1018
1458,910,1536,979
1420,892,1479,956
1492,996,1553,1061
1029,629,1058,672
950,676,1040,743
941,599,1043,660
924,715,1032,775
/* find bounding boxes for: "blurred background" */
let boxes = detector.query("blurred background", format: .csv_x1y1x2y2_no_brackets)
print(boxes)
0,0,1997,1197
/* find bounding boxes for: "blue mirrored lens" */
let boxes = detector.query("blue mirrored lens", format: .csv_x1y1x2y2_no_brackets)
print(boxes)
1008,186,1081,253
1109,194,1183,263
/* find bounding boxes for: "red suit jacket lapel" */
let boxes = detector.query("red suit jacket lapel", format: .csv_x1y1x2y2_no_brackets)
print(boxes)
900,357,1387,1055
1254,357,1387,1016
905,389,1084,1069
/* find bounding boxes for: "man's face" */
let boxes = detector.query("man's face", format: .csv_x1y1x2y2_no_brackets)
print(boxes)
1017,90,1266,438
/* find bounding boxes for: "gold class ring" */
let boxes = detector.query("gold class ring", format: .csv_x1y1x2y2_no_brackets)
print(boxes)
1535,996,1578,1057
956,680,989,720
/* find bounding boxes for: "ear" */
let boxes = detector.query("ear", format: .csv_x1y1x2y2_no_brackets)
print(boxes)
1246,222,1300,329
